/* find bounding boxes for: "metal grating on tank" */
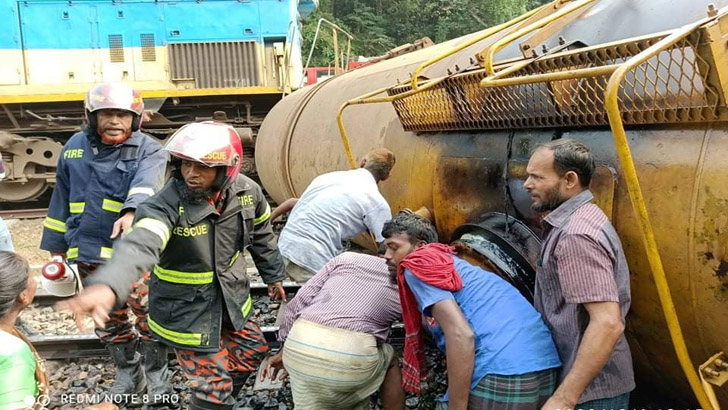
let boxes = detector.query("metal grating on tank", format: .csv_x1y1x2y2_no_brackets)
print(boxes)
168,41,261,88
389,29,724,132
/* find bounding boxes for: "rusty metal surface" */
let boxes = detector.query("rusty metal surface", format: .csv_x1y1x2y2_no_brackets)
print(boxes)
256,1,728,405
169,41,261,88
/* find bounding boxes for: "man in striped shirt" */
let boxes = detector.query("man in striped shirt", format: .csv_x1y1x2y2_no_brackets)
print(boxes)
524,139,635,410
262,251,404,410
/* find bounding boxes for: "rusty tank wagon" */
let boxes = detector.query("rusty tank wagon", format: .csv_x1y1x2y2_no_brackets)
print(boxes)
256,0,728,408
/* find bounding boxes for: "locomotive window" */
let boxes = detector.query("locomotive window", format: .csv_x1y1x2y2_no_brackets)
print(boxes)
141,34,156,62
109,35,125,63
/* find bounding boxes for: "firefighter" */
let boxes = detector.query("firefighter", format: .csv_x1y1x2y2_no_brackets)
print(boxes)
59,121,287,410
39,82,172,405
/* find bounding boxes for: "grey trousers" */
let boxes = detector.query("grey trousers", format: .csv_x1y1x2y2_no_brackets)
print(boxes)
283,257,315,283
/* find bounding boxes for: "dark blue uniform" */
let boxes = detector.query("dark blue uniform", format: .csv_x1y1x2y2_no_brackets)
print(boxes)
41,128,166,344
41,129,166,263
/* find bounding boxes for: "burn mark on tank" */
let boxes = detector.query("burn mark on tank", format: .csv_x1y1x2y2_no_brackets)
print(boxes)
697,186,728,301
715,260,728,278
517,138,533,156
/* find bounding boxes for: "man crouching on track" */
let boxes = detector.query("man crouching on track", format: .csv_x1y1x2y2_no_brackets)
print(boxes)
382,212,562,410
261,251,404,410
59,121,287,410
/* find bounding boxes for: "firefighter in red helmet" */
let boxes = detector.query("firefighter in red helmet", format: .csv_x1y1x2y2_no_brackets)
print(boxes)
40,82,172,406
61,121,287,410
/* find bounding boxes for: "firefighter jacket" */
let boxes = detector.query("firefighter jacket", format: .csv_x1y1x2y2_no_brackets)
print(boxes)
40,129,166,264
86,174,285,352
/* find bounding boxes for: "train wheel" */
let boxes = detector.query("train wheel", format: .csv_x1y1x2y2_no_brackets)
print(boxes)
451,213,541,303
0,179,49,202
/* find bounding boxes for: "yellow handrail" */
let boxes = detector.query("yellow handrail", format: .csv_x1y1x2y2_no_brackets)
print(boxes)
480,0,597,78
410,3,547,91
338,0,556,164
604,14,721,410
336,1,553,165
481,64,618,88
336,76,451,170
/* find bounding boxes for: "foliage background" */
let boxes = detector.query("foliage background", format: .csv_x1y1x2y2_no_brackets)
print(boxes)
301,0,551,67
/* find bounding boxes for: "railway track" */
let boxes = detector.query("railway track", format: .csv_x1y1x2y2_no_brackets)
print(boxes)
28,282,302,359
0,207,48,219
27,280,406,359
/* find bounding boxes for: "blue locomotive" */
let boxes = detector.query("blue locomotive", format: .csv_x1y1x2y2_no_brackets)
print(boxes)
0,0,316,202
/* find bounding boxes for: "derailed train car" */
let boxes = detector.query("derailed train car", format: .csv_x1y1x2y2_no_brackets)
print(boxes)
257,0,728,407
0,0,317,202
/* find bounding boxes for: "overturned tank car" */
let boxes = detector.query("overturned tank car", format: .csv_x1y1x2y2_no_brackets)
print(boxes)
257,0,728,407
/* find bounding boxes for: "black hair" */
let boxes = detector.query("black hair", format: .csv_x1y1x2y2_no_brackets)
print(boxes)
535,139,595,188
0,251,29,319
381,212,438,245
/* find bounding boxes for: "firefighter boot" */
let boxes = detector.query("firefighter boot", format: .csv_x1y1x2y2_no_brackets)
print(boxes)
231,372,251,400
106,340,147,406
141,340,178,409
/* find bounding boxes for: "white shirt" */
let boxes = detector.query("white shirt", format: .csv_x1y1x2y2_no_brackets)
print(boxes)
278,168,391,273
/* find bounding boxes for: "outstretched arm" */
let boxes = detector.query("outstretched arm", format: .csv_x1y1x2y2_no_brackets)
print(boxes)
270,198,299,222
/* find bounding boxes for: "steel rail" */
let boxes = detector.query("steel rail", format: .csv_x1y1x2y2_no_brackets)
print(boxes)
30,323,406,360
0,208,48,219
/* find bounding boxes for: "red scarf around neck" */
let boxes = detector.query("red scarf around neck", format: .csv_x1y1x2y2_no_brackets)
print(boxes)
396,243,462,394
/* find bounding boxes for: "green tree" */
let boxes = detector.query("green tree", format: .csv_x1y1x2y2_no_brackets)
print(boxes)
301,0,552,66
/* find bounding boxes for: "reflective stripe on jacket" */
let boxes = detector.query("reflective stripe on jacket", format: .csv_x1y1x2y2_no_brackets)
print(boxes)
86,174,285,351
40,129,166,264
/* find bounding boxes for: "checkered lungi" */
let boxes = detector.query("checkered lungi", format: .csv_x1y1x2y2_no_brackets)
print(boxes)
576,392,630,410
436,368,558,410
283,319,394,410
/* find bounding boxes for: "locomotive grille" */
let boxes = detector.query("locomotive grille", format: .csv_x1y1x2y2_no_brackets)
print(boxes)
141,34,156,62
168,41,260,88
109,35,124,63
390,30,723,131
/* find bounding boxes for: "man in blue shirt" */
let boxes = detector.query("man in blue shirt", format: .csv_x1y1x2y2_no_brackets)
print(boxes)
382,212,561,410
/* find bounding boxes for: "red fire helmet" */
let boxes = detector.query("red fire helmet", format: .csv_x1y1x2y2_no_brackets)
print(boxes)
164,121,243,190
85,82,144,132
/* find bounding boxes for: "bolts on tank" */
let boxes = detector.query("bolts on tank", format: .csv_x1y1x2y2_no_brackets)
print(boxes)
707,3,717,17
702,366,721,378
715,358,728,370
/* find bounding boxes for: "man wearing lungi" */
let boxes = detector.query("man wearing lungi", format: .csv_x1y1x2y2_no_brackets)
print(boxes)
382,212,562,410
262,251,404,410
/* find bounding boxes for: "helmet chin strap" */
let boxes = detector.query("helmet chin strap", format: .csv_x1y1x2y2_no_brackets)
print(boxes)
99,130,131,145
212,166,227,191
